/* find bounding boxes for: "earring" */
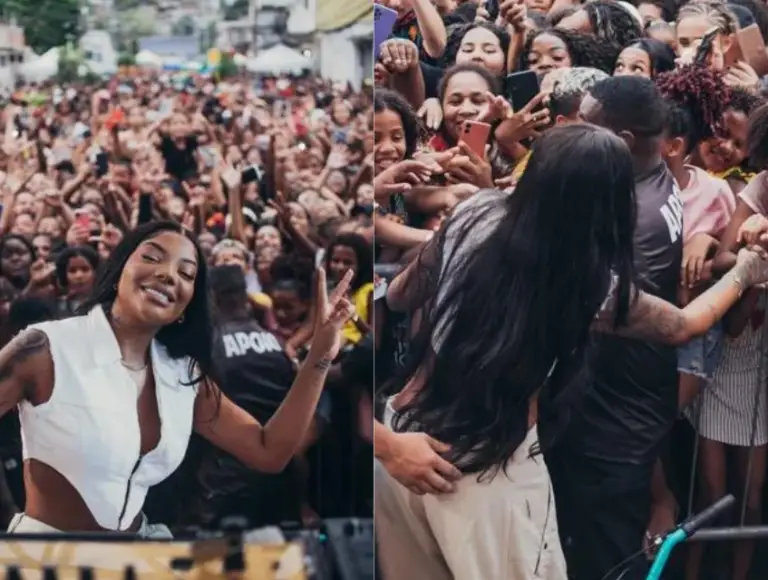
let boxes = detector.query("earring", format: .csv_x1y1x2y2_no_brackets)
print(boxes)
177,315,185,324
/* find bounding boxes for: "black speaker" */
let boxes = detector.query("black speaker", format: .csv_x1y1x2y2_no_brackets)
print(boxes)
323,518,374,580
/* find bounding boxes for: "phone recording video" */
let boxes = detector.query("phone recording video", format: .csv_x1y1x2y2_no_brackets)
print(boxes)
92,151,109,177
506,70,540,112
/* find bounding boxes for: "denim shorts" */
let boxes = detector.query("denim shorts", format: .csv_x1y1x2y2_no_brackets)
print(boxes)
677,322,724,382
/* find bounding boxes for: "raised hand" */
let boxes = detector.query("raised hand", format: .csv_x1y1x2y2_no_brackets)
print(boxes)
737,213,768,246
28,259,55,287
735,245,768,287
478,92,513,124
498,0,528,32
326,145,349,169
417,98,443,131
308,268,355,362
374,159,435,198
444,141,494,189
379,38,420,74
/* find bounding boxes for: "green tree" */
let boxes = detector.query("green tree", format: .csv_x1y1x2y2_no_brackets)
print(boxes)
0,0,82,54
117,53,135,66
218,52,238,78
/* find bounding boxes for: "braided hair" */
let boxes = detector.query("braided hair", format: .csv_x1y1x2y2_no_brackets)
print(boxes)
584,0,645,47
676,1,739,35
655,64,732,147
520,28,621,75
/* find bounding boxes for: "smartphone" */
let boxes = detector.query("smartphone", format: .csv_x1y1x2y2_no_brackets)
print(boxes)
694,27,719,65
315,248,326,268
736,23,768,76
200,146,216,168
459,121,492,158
93,151,108,177
374,4,399,59
373,277,389,302
242,164,264,184
138,192,153,224
74,210,90,230
506,70,540,112
104,108,125,131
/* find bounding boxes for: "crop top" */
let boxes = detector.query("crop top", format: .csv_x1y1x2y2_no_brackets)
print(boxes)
18,306,199,530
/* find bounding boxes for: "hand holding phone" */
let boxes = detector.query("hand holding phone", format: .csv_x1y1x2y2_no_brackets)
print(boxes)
374,4,399,59
74,209,90,231
92,151,109,177
459,121,492,158
506,70,540,112
736,23,768,76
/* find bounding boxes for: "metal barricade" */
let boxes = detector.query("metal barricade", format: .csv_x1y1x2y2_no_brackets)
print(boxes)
681,288,768,562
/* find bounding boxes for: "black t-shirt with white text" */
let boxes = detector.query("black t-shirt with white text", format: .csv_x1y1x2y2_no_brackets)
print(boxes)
211,317,296,425
546,162,684,492
192,316,301,525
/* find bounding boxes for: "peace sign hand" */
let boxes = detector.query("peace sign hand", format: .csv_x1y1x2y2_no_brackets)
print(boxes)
307,268,356,362
478,92,513,124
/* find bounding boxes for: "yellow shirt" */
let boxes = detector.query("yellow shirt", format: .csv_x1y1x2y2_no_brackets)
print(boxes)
342,282,373,345
711,166,755,183
248,292,273,309
510,151,532,184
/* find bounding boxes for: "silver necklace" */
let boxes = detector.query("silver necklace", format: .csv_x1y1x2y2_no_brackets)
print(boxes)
121,359,148,372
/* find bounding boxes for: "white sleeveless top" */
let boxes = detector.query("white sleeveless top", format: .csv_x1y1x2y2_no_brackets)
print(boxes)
18,306,199,530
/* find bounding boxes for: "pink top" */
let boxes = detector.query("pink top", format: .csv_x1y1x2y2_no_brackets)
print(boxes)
679,165,735,243
739,170,768,215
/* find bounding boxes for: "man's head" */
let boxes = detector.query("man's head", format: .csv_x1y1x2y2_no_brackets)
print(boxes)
548,67,610,125
579,75,666,161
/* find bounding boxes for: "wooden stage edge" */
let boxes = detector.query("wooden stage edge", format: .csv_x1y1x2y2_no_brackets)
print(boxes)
0,540,308,579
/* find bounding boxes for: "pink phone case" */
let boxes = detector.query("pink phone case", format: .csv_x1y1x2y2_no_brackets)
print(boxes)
459,121,492,158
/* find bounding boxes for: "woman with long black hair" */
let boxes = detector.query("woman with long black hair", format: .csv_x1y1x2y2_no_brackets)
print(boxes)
374,124,768,580
0,220,354,536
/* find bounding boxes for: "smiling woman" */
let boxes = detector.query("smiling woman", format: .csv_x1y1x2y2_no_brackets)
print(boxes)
0,220,356,536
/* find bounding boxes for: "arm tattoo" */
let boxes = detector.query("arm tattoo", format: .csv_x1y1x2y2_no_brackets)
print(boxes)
0,329,48,383
593,291,686,343
623,295,687,343
312,357,333,371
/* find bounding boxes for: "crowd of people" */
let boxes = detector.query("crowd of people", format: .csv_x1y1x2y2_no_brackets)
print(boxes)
372,0,768,578
0,70,374,535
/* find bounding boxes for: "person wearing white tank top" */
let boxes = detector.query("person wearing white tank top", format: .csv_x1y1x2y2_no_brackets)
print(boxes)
0,221,355,536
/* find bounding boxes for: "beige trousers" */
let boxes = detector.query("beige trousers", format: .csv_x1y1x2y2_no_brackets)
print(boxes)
375,400,567,580
7,512,173,539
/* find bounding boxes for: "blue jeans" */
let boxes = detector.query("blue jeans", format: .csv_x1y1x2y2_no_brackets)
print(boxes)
677,322,724,381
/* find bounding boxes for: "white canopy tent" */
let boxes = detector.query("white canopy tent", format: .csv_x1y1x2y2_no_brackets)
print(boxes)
19,47,59,82
246,43,312,75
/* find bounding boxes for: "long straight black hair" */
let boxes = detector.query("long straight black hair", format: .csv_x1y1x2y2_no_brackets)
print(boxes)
78,221,216,391
392,124,638,478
